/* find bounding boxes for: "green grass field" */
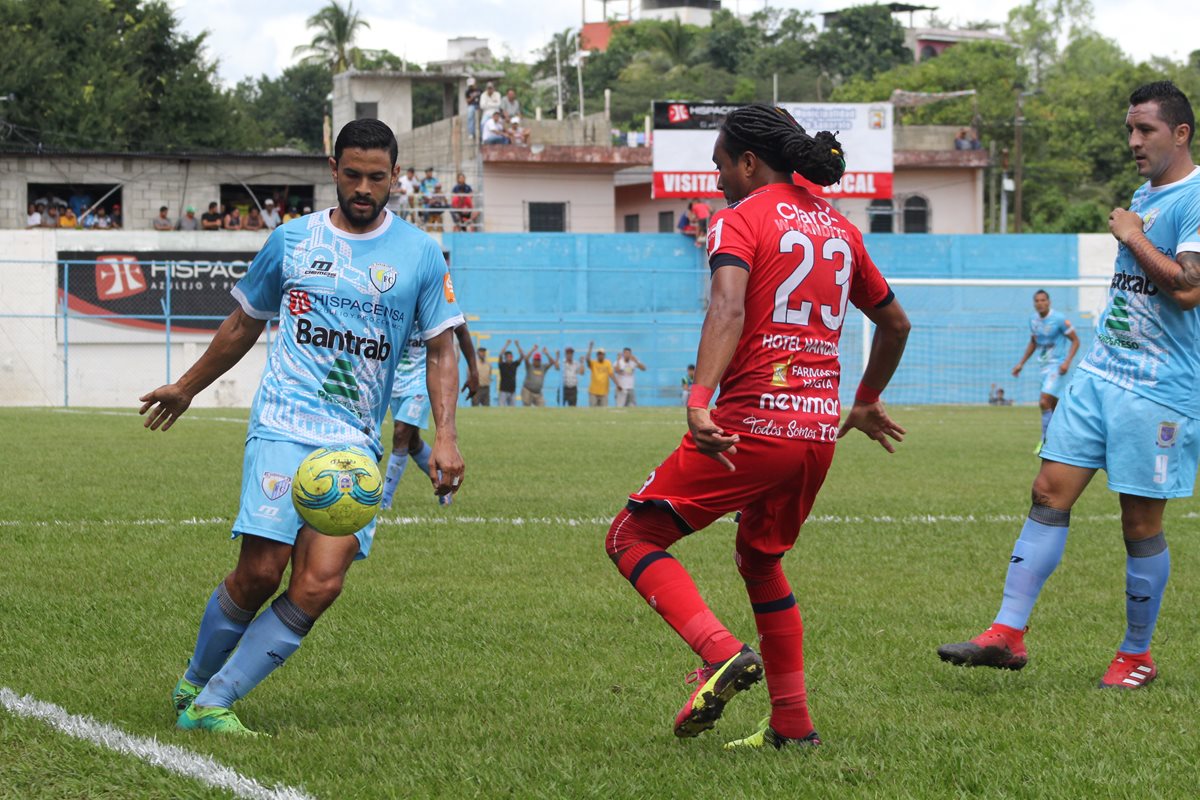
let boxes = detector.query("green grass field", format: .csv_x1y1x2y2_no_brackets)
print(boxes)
2,405,1199,799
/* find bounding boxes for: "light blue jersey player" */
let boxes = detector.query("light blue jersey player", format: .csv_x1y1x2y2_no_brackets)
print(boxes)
1012,290,1079,443
140,119,467,735
940,81,1200,691
380,313,478,510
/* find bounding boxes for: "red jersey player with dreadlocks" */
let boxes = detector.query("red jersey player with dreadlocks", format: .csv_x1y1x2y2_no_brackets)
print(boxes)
605,104,911,750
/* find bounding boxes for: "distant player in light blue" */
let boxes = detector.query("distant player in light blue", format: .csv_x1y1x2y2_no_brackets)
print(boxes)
382,322,478,509
940,81,1200,690
140,119,466,735
1011,290,1079,445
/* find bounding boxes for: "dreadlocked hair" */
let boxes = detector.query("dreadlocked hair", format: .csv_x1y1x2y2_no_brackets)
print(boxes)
719,104,846,187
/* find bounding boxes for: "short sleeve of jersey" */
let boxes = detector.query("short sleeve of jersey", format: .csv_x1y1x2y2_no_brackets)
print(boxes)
231,227,285,319
1057,314,1074,336
847,241,893,310
707,208,754,272
415,242,465,339
1175,190,1200,255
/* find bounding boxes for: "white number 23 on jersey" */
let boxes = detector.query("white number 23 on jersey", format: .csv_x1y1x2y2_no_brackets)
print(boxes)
773,230,852,331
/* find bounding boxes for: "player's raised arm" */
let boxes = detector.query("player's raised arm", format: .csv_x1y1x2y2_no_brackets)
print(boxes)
139,307,266,431
686,265,747,471
838,299,911,453
1110,209,1200,310
426,327,465,496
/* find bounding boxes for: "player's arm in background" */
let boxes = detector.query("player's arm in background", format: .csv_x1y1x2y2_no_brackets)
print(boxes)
687,265,748,471
139,307,266,431
838,298,910,452
1013,335,1037,376
427,326,464,496
455,322,479,399
1060,323,1080,374
1109,207,1200,310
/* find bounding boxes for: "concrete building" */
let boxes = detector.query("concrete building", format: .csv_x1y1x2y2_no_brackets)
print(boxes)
2,149,332,232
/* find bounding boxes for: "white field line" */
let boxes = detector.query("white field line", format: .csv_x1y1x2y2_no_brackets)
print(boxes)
52,408,250,424
0,687,316,800
7,511,1199,529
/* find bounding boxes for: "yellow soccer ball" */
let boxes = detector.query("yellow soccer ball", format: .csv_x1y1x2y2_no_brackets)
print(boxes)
292,446,383,536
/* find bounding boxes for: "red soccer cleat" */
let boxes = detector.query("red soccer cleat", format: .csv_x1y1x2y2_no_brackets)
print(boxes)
937,623,1028,670
1099,651,1157,689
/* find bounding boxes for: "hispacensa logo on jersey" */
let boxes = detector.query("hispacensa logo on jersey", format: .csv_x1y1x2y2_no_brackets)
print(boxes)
289,290,312,315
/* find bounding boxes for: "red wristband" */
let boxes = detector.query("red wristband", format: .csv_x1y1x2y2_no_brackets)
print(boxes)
855,383,881,405
687,384,715,409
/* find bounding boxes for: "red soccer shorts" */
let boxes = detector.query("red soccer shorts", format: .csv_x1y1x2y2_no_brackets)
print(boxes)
628,429,835,557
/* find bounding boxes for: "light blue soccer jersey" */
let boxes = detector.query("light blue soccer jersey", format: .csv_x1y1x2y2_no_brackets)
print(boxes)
1030,309,1074,371
391,334,426,398
232,209,463,458
1080,165,1200,417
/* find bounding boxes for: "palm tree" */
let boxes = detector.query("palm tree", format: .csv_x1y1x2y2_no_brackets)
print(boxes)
293,1,370,74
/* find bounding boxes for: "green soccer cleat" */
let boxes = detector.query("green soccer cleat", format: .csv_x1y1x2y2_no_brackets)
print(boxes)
723,717,821,751
172,676,203,717
176,704,264,737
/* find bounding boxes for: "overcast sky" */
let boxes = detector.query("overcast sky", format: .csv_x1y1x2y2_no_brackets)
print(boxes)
169,0,1195,87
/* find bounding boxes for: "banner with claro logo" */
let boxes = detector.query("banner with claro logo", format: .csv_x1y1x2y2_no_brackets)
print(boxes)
651,101,893,200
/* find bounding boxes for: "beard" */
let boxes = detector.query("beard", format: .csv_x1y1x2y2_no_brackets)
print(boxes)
336,187,385,227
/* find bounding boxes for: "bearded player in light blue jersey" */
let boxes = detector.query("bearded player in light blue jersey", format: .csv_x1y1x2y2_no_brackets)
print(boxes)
382,322,478,509
140,119,466,735
1012,290,1079,448
940,81,1200,690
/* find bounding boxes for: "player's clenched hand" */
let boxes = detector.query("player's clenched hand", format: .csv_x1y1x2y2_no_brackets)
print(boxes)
428,439,465,496
838,401,906,454
687,407,739,471
1108,207,1142,244
139,384,193,431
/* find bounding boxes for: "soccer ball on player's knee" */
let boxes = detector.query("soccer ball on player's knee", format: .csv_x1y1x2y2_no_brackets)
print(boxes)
292,446,383,536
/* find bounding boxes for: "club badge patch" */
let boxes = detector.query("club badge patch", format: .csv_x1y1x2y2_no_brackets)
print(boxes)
1157,422,1179,448
261,472,292,500
1142,208,1159,232
370,264,397,293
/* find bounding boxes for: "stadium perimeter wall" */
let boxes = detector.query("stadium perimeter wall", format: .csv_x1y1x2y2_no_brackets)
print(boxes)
0,229,1117,408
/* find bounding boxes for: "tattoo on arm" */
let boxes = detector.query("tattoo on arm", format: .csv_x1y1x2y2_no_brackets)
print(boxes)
1176,252,1200,289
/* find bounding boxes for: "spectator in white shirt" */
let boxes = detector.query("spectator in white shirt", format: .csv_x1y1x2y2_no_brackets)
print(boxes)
560,346,587,406
483,111,510,145
261,198,281,229
613,347,647,407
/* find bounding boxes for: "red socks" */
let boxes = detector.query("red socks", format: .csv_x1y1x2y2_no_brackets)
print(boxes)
741,555,813,739
608,508,742,665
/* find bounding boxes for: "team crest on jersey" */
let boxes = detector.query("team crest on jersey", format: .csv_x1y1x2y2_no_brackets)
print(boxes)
261,472,292,500
1141,208,1159,232
370,264,397,293
1157,422,1179,448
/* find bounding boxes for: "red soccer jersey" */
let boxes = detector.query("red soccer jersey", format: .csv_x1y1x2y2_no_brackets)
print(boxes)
705,183,893,443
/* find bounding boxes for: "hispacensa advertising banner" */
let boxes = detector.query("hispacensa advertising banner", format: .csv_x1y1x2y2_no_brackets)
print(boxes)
651,101,893,200
57,251,258,338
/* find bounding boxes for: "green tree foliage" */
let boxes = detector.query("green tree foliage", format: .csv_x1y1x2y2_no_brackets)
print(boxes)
293,0,369,74
0,0,241,151
812,5,912,84
230,63,331,153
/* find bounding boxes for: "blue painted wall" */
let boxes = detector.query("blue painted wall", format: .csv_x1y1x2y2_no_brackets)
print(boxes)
443,232,1093,407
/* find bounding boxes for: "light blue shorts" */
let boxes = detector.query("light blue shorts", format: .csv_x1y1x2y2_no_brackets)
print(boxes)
1041,371,1199,499
233,437,376,559
390,394,430,429
1039,366,1066,398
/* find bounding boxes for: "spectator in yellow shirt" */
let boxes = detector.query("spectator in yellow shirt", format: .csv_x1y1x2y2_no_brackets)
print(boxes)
586,341,615,407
